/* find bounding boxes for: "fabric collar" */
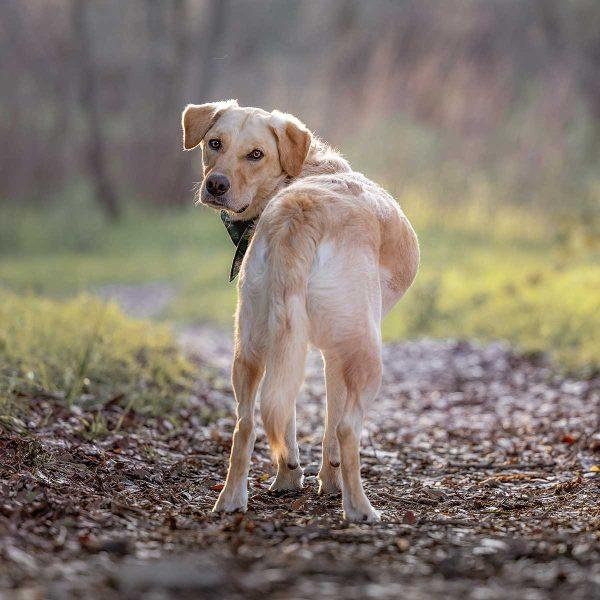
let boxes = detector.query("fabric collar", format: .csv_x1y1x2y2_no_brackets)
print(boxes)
220,210,257,282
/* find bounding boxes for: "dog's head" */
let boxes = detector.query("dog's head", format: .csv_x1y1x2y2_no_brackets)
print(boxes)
182,100,312,219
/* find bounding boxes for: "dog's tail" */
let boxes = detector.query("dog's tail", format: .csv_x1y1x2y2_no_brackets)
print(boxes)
259,192,322,461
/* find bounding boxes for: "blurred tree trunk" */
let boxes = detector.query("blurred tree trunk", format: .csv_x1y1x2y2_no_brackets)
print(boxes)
171,0,189,112
71,0,120,221
324,0,362,134
145,0,192,206
198,0,230,101
170,0,196,205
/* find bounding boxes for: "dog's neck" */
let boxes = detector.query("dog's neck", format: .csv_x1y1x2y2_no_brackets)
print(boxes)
232,139,351,222
299,137,352,180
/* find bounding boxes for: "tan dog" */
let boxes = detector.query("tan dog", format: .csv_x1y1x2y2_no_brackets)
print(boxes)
182,100,419,521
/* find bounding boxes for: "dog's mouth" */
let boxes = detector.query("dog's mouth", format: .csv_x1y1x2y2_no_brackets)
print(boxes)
199,189,249,214
200,197,228,209
201,197,249,214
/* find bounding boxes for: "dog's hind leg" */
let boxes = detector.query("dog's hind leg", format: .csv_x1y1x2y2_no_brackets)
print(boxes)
260,294,309,492
318,353,344,495
337,338,382,522
268,397,305,492
261,335,308,491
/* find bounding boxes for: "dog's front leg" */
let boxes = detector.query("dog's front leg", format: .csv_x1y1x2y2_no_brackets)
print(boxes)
213,353,263,513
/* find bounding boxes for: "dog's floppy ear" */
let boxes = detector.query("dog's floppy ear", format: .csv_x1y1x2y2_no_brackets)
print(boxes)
181,99,238,150
270,110,312,177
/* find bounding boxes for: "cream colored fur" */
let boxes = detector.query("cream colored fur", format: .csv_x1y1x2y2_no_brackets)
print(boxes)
182,101,419,522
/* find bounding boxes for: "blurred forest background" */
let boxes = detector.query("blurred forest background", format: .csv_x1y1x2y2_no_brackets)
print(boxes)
0,0,599,377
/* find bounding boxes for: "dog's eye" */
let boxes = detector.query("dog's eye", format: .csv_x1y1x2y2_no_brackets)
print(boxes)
247,149,264,161
208,139,221,150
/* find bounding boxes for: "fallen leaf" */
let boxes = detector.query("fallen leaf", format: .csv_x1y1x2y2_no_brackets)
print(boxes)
291,497,307,510
402,510,417,525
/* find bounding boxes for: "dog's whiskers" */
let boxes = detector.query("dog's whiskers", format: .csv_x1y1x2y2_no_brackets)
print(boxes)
191,181,203,205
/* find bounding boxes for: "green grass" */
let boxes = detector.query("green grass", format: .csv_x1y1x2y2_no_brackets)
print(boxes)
0,185,598,374
382,193,599,372
0,292,195,419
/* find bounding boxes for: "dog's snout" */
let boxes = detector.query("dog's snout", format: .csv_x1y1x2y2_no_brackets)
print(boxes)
206,174,230,198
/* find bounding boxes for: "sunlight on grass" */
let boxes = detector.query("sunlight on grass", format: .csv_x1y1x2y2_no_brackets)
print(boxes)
0,292,195,418
384,192,599,373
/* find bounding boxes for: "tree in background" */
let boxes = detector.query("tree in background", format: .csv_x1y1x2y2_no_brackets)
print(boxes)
71,0,120,220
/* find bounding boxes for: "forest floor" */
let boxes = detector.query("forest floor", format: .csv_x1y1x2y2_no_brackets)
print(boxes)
1,325,599,599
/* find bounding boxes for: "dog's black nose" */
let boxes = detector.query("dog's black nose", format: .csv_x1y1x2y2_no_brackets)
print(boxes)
206,174,230,197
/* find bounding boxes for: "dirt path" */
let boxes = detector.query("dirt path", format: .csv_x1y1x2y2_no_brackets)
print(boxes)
96,283,177,319
1,327,599,599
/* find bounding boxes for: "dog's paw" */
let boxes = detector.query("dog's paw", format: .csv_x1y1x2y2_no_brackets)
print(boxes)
343,500,381,523
317,466,342,495
269,465,304,492
212,488,248,513
343,506,381,523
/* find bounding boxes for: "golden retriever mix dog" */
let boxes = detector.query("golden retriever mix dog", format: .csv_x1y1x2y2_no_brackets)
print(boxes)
182,100,419,522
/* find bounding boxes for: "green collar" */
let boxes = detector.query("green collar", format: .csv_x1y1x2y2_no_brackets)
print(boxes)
220,210,257,282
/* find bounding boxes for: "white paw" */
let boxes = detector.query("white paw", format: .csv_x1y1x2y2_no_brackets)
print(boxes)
269,465,304,491
317,466,342,495
212,488,248,513
343,503,381,523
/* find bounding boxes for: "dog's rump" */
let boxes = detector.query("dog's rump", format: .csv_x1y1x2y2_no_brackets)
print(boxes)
252,177,419,309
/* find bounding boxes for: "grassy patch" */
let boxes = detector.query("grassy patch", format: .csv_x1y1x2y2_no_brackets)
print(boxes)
382,193,599,373
0,292,195,419
0,186,598,373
